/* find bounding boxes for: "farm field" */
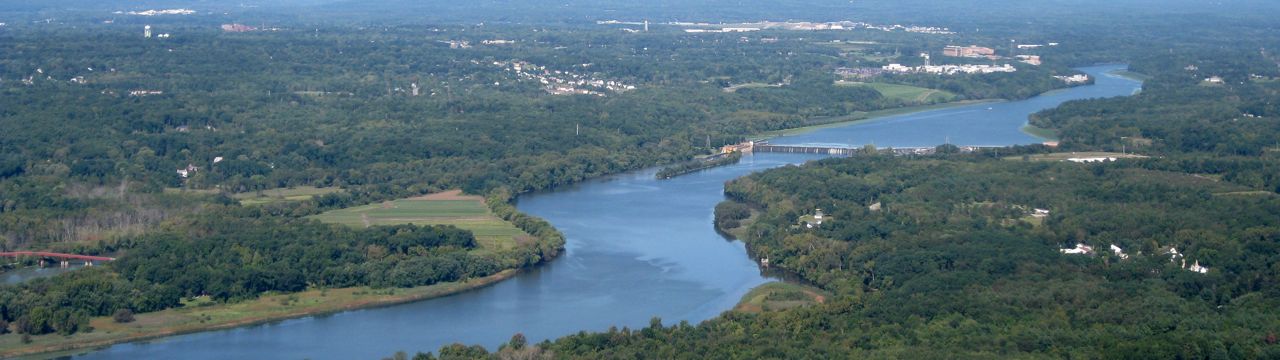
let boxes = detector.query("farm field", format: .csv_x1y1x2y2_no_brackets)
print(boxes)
309,190,527,250
836,81,957,103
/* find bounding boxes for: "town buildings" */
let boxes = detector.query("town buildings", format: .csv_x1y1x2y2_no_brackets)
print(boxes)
1054,74,1091,84
881,63,1016,75
943,45,996,58
221,24,257,33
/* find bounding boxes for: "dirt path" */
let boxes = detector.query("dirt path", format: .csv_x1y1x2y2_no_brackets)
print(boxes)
408,190,484,201
915,89,940,102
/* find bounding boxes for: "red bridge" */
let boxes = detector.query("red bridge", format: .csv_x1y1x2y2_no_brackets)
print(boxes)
0,251,116,262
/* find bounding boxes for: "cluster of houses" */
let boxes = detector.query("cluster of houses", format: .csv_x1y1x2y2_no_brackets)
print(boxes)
1184,65,1230,85
120,9,196,16
943,45,997,59
440,39,517,49
666,20,954,35
1065,156,1116,163
834,67,884,79
9,67,119,86
221,24,257,33
881,63,1017,75
496,60,635,96
176,157,224,179
1049,203,1208,275
1049,73,1090,83
1060,243,1209,274
128,90,164,97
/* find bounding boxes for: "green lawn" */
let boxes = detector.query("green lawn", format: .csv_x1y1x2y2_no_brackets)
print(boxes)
837,81,956,103
309,195,526,251
234,186,344,206
735,282,828,313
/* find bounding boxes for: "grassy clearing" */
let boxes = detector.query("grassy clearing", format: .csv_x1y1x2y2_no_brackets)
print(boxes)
235,186,344,206
309,190,526,251
0,270,519,358
837,81,956,103
734,282,828,314
719,208,760,240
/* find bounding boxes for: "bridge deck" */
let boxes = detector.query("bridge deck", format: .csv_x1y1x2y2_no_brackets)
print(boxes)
0,251,116,262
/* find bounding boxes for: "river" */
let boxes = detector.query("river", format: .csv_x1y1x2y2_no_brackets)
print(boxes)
71,64,1140,359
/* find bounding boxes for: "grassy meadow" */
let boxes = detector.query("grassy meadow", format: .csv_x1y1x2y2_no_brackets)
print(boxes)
309,191,527,251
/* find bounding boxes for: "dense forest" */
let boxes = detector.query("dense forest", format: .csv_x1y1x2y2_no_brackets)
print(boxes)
0,20,1066,339
522,156,1280,358
3,0,1280,355
0,25,1068,247
0,193,565,335
395,20,1280,360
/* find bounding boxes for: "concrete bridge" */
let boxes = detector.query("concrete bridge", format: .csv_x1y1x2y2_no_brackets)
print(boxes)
753,144,860,155
745,142,999,156
0,251,115,267
752,143,943,156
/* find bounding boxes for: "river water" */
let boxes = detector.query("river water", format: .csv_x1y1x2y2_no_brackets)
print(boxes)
2,265,82,285
71,65,1140,359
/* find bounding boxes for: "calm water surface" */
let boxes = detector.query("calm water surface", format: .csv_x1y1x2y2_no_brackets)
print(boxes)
72,65,1139,359
3,265,83,285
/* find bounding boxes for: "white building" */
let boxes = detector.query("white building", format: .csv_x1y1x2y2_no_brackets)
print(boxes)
1187,260,1209,274
1054,74,1090,84
1067,157,1116,163
1060,243,1093,255
881,64,912,73
1110,245,1129,259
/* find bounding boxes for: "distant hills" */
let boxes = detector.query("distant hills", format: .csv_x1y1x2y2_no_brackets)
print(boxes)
4,0,1279,27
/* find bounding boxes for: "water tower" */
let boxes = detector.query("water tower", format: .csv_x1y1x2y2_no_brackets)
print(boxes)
144,25,152,38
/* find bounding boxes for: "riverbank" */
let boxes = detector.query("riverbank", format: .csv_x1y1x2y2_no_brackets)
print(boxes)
1,269,521,359
657,152,743,179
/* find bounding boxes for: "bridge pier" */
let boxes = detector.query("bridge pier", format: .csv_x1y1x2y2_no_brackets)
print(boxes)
60,260,69,268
